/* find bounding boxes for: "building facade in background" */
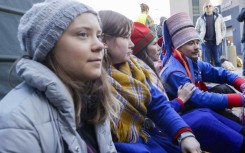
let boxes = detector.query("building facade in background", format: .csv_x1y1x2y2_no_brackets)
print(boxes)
169,0,193,18
169,0,245,55
221,0,245,54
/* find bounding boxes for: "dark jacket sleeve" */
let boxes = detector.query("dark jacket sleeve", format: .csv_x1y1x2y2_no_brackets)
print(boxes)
237,8,245,22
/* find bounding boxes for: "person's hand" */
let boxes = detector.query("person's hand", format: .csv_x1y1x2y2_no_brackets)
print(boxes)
180,137,201,153
177,83,196,103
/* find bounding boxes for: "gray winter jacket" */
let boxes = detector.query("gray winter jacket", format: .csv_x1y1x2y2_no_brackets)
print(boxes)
0,58,116,153
195,12,226,45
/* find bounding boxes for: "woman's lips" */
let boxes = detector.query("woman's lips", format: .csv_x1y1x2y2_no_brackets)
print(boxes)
88,58,102,62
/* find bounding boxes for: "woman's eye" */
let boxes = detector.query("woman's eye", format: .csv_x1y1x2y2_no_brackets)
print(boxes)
122,34,131,39
124,36,131,40
78,32,88,38
97,34,104,41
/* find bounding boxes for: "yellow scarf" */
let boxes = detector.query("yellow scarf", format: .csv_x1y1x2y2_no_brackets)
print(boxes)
108,56,156,143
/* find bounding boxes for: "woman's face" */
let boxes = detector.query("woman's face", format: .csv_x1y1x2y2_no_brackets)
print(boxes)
146,38,161,61
178,39,200,60
107,35,134,65
53,13,104,81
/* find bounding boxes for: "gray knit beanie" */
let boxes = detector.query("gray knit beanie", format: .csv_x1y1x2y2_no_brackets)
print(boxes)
18,0,97,62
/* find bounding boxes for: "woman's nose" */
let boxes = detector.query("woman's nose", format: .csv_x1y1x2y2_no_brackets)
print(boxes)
92,38,104,52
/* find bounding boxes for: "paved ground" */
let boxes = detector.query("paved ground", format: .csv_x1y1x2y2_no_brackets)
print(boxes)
232,66,243,77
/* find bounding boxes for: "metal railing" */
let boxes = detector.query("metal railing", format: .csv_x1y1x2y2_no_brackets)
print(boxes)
0,55,20,62
0,4,24,63
0,4,25,15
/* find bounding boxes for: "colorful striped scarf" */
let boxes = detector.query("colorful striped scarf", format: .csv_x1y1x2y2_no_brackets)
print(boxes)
173,48,193,83
108,55,165,143
173,48,208,91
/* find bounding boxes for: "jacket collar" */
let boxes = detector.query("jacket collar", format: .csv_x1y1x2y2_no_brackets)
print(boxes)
16,58,76,128
201,12,218,21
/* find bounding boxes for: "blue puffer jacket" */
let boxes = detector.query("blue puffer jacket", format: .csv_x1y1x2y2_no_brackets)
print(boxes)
160,56,244,110
0,59,116,153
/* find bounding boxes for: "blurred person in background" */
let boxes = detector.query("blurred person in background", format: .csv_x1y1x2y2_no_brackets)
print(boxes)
157,16,166,38
195,2,226,67
136,3,156,34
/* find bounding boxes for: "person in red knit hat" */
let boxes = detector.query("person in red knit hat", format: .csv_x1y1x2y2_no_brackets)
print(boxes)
131,22,163,74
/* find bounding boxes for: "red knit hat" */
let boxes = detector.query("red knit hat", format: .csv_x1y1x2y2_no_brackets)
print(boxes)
131,22,156,54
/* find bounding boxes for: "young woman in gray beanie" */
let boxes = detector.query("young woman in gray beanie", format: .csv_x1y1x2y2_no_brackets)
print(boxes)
0,0,118,152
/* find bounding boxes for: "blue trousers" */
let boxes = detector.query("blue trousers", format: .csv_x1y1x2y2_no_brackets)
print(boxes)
115,108,244,153
114,128,181,153
202,42,221,67
182,108,243,153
